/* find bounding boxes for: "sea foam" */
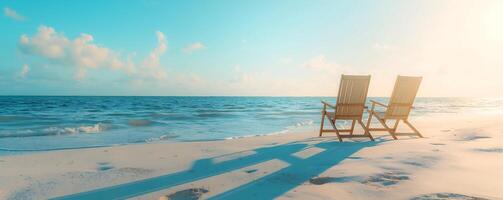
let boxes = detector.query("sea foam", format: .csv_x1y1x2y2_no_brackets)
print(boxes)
43,123,109,135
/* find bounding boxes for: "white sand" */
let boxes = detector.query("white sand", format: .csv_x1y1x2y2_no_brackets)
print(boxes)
1,112,502,199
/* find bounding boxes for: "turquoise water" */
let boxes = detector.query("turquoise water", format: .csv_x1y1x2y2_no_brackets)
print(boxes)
0,96,501,154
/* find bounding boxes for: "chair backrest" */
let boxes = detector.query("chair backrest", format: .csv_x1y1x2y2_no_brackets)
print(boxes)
386,76,422,118
335,75,371,118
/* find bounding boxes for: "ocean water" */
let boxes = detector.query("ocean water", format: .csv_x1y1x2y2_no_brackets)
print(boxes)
0,96,502,154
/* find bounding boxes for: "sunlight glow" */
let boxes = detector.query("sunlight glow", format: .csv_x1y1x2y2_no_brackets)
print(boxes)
482,1,503,44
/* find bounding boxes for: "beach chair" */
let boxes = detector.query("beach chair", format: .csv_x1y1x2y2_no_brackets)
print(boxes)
366,76,423,139
319,75,374,142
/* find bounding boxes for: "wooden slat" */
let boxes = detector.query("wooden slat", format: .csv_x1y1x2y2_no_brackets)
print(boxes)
386,76,422,118
336,103,365,106
335,75,370,117
319,74,373,141
365,76,423,140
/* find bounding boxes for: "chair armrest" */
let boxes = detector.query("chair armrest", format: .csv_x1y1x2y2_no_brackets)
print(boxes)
321,101,336,109
370,100,388,108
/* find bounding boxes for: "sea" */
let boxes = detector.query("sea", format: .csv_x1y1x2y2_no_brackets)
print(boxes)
0,96,502,155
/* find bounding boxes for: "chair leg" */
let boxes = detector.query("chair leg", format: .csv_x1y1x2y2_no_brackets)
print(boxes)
377,117,397,140
328,118,343,142
319,111,326,137
392,119,400,134
404,120,423,138
366,112,373,130
358,120,374,141
349,120,356,135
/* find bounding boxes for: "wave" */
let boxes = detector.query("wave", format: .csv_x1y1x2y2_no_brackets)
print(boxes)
280,111,320,115
295,120,314,127
0,123,110,138
43,123,109,135
143,134,179,143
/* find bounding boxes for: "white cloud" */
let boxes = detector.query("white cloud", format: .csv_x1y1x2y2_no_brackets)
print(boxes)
183,42,205,53
4,7,25,21
19,27,68,59
138,31,168,80
19,26,169,80
142,31,167,67
18,64,30,78
19,26,124,79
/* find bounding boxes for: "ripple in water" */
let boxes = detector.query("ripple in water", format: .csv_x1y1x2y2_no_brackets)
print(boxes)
127,119,152,127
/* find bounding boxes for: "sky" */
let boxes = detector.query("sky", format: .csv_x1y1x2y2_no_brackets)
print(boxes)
1,0,502,97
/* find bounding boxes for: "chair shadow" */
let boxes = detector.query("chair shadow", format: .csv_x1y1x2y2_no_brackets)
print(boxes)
210,140,376,199
52,138,378,200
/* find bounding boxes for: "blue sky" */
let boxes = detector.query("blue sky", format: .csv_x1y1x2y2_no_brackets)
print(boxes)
1,0,502,96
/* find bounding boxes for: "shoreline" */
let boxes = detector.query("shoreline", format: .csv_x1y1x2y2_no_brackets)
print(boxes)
1,112,503,199
0,111,495,155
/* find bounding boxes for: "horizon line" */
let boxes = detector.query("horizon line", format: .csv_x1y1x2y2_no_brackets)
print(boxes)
0,95,493,98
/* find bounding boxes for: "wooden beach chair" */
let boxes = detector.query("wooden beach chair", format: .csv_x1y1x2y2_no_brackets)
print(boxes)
319,75,374,142
366,76,423,139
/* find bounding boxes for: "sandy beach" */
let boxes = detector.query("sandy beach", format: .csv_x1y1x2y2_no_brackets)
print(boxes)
3,0,503,199
1,112,502,199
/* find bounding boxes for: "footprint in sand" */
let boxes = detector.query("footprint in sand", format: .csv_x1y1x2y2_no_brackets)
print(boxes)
97,162,114,171
462,135,491,141
160,188,209,200
362,171,410,186
401,156,438,168
456,133,491,141
411,193,489,200
244,169,258,173
473,148,503,153
402,161,425,167
309,176,357,185
310,177,337,185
